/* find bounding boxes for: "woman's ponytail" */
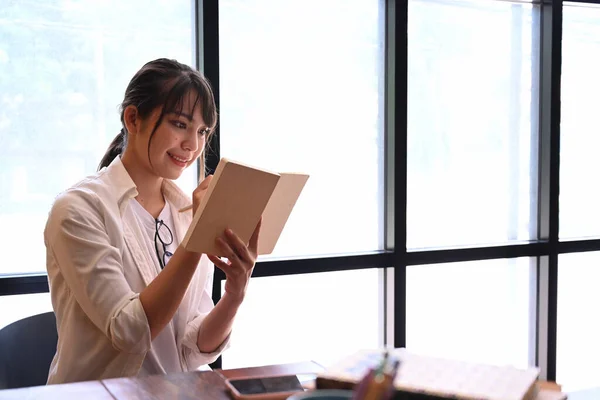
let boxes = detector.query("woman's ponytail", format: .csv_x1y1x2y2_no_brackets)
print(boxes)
98,128,127,170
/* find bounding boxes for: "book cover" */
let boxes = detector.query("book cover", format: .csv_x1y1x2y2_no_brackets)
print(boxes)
181,158,280,256
181,158,309,257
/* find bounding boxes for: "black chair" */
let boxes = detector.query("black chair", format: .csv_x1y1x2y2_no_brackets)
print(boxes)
0,312,58,389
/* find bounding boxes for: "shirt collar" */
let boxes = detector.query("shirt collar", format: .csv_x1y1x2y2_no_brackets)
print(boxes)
101,156,192,213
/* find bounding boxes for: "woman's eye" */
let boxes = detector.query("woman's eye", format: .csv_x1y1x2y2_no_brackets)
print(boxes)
172,121,186,129
198,128,209,136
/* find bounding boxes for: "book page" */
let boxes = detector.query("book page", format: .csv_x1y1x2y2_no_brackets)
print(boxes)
258,173,309,255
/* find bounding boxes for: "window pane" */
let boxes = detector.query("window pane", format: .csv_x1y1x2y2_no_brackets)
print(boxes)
221,269,383,369
560,3,600,239
406,258,534,369
219,0,386,258
407,0,538,249
0,293,53,330
557,252,600,392
0,1,195,275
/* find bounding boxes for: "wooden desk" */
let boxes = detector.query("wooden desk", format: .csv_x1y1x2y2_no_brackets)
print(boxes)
0,361,324,400
0,380,115,400
0,361,595,400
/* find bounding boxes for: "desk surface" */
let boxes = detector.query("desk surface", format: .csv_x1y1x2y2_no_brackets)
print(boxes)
0,371,225,400
0,361,324,400
0,362,597,400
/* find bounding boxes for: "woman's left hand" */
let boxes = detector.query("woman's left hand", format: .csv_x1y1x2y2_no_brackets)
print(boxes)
207,219,261,301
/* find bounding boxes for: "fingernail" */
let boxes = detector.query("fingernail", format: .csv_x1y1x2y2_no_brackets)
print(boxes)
226,228,233,235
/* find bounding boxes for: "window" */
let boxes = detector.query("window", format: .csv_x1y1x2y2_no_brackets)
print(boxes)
219,0,386,258
0,293,52,330
556,3,600,392
221,269,383,369
217,0,386,369
407,0,538,249
560,2,600,240
557,252,600,392
0,0,197,275
406,258,534,369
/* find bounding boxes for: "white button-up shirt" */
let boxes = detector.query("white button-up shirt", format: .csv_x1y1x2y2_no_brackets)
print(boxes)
44,156,228,384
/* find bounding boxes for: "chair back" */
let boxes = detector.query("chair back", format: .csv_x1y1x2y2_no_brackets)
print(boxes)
0,312,58,389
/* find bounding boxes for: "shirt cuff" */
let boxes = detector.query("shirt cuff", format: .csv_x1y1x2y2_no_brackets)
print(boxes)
109,294,152,355
181,313,232,370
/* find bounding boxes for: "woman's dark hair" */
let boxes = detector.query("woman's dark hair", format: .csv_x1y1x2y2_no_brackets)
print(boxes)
98,58,217,171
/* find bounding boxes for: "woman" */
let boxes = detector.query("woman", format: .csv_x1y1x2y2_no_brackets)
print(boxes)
44,58,259,384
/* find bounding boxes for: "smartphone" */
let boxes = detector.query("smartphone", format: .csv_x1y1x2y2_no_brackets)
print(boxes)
224,374,316,400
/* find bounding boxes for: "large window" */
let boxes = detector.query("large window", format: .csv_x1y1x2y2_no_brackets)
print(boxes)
1,0,599,394
0,0,197,321
219,0,386,258
407,0,538,249
0,0,197,277
557,252,600,392
406,258,534,369
222,269,383,369
556,2,600,392
560,2,600,240
405,0,539,370
218,0,386,367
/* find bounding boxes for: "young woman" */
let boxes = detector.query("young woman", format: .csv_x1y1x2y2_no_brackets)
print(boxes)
44,58,259,384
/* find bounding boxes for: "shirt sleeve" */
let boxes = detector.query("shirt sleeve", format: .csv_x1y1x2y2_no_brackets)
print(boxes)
180,264,231,369
45,190,152,355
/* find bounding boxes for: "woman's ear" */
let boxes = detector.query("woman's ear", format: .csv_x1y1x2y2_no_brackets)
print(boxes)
123,105,139,135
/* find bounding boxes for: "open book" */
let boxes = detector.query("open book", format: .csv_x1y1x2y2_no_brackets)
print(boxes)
180,158,309,257
316,349,558,400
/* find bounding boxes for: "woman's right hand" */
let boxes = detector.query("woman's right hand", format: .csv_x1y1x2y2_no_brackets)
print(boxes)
192,175,213,216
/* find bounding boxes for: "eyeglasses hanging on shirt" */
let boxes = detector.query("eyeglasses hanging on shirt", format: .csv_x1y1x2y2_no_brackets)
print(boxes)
154,219,174,269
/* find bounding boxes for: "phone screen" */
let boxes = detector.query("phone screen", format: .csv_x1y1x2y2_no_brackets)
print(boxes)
228,375,306,395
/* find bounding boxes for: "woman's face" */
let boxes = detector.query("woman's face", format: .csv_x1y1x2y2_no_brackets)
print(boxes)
129,91,208,181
